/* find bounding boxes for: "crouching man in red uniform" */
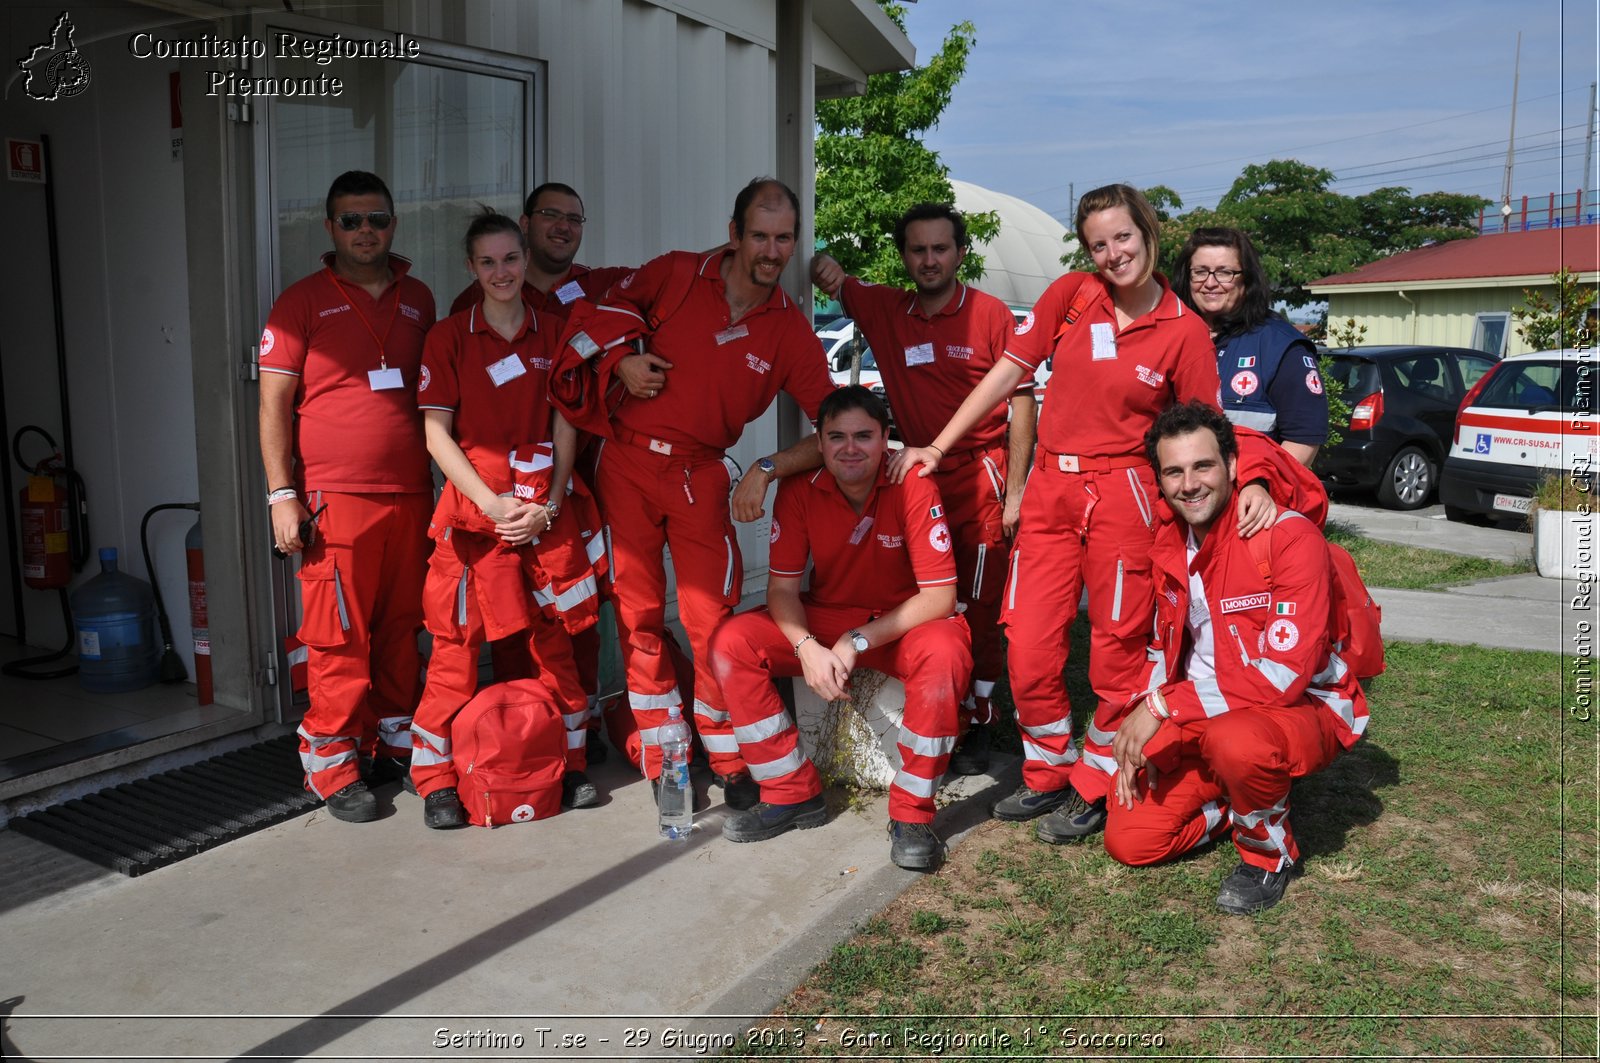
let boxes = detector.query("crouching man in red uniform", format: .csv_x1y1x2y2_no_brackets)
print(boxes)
709,386,972,870
1106,402,1368,913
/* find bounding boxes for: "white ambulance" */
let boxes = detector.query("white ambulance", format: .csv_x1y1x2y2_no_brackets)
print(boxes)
1439,348,1599,520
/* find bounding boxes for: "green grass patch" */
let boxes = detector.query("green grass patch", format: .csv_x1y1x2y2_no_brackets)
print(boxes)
746,639,1598,1060
1327,520,1533,588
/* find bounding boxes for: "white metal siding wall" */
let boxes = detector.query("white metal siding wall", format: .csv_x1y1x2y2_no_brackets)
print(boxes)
1327,282,1567,356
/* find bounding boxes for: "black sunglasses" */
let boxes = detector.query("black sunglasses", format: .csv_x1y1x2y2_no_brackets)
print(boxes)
334,211,394,232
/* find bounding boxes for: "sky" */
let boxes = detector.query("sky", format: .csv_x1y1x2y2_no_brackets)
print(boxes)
898,0,1600,225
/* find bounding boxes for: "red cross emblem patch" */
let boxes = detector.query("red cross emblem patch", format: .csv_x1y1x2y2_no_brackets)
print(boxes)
1267,618,1300,651
929,521,952,553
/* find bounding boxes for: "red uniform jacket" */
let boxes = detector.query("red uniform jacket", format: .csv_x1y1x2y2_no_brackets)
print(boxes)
1135,494,1369,775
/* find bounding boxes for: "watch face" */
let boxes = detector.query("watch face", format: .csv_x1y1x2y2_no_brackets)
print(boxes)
851,633,869,652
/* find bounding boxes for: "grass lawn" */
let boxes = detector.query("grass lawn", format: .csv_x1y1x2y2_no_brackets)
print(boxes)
730,536,1595,1060
1325,520,1533,588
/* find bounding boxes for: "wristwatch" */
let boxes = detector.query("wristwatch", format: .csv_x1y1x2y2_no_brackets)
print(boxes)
756,457,777,478
848,629,869,653
544,500,561,521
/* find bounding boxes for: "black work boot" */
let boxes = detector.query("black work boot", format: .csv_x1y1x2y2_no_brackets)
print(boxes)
887,819,945,870
324,780,378,823
1215,861,1297,914
721,796,827,842
713,771,761,810
948,724,990,776
423,787,467,830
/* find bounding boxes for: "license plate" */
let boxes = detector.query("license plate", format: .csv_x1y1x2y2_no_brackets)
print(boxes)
1493,493,1532,514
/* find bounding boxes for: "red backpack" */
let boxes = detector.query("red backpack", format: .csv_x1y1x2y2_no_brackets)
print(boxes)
451,679,568,826
1246,527,1385,680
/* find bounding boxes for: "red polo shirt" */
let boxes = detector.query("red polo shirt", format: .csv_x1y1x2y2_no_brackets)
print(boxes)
597,250,836,450
259,253,435,493
1006,272,1218,458
418,302,561,464
840,277,1024,451
769,459,956,612
448,263,633,318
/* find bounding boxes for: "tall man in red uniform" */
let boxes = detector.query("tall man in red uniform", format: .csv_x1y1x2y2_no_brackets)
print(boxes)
259,171,435,822
1105,402,1367,912
810,203,1034,775
710,387,971,869
448,182,630,759
555,178,835,807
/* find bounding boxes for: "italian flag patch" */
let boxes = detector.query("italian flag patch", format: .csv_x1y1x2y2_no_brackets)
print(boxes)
1275,602,1296,615
929,504,944,519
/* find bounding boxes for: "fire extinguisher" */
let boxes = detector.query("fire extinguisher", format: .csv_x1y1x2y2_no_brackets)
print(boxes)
186,515,212,705
20,453,71,589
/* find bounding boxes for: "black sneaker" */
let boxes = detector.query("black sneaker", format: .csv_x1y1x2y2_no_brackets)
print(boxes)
1034,790,1107,843
992,783,1073,821
713,771,761,811
586,728,608,765
324,780,378,823
561,770,600,809
947,724,990,776
423,787,467,830
1215,861,1296,914
888,820,945,870
722,795,827,843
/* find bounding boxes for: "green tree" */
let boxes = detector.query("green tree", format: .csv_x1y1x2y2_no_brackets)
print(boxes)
814,2,998,287
1512,268,1599,350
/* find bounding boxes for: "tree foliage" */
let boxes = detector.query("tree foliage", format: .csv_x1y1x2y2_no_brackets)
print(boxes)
1512,268,1599,351
1062,159,1487,307
814,2,998,287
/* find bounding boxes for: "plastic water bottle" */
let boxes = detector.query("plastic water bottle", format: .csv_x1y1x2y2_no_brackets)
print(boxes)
70,548,161,693
657,706,694,840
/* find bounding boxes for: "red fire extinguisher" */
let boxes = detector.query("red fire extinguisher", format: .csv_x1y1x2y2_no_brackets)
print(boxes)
21,458,71,590
186,516,212,705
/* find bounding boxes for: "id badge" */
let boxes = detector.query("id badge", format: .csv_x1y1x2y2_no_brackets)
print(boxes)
486,352,528,387
555,280,585,305
1090,322,1117,361
368,367,405,390
904,342,935,367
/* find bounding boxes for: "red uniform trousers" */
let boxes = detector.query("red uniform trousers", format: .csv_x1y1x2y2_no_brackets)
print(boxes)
492,436,609,730
1104,702,1344,872
1002,455,1159,798
592,438,743,779
932,445,1009,725
710,605,970,822
294,490,430,799
410,537,590,799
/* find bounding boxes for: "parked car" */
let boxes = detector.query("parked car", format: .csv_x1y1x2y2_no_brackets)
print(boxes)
1314,345,1498,510
1439,348,1595,521
815,317,893,431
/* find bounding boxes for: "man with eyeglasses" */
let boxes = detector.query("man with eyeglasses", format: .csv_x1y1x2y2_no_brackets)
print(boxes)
258,170,436,823
447,182,631,319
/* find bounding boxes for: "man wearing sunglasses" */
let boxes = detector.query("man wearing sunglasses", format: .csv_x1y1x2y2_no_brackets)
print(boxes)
258,170,436,823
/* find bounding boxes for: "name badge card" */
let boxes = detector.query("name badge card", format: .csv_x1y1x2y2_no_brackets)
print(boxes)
1090,322,1118,361
555,280,585,305
487,352,528,388
904,342,935,367
715,324,750,345
368,367,405,390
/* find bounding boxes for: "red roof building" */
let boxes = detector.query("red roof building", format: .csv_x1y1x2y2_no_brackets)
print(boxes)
1308,225,1600,357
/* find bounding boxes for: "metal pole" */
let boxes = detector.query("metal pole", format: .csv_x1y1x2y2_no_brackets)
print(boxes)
1583,81,1596,215
1501,32,1521,218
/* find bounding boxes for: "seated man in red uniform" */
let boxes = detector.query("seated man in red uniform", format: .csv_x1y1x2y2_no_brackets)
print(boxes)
810,203,1035,777
709,386,972,870
1106,402,1368,913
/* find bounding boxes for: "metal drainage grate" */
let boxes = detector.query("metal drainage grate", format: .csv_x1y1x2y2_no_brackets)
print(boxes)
9,734,318,877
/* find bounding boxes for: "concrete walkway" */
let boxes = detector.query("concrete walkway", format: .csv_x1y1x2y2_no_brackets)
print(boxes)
0,499,1577,1061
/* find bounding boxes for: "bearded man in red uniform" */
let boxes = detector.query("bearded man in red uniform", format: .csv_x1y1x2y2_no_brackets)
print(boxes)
554,178,835,808
259,171,434,822
710,386,970,870
1106,402,1368,913
810,203,1033,775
